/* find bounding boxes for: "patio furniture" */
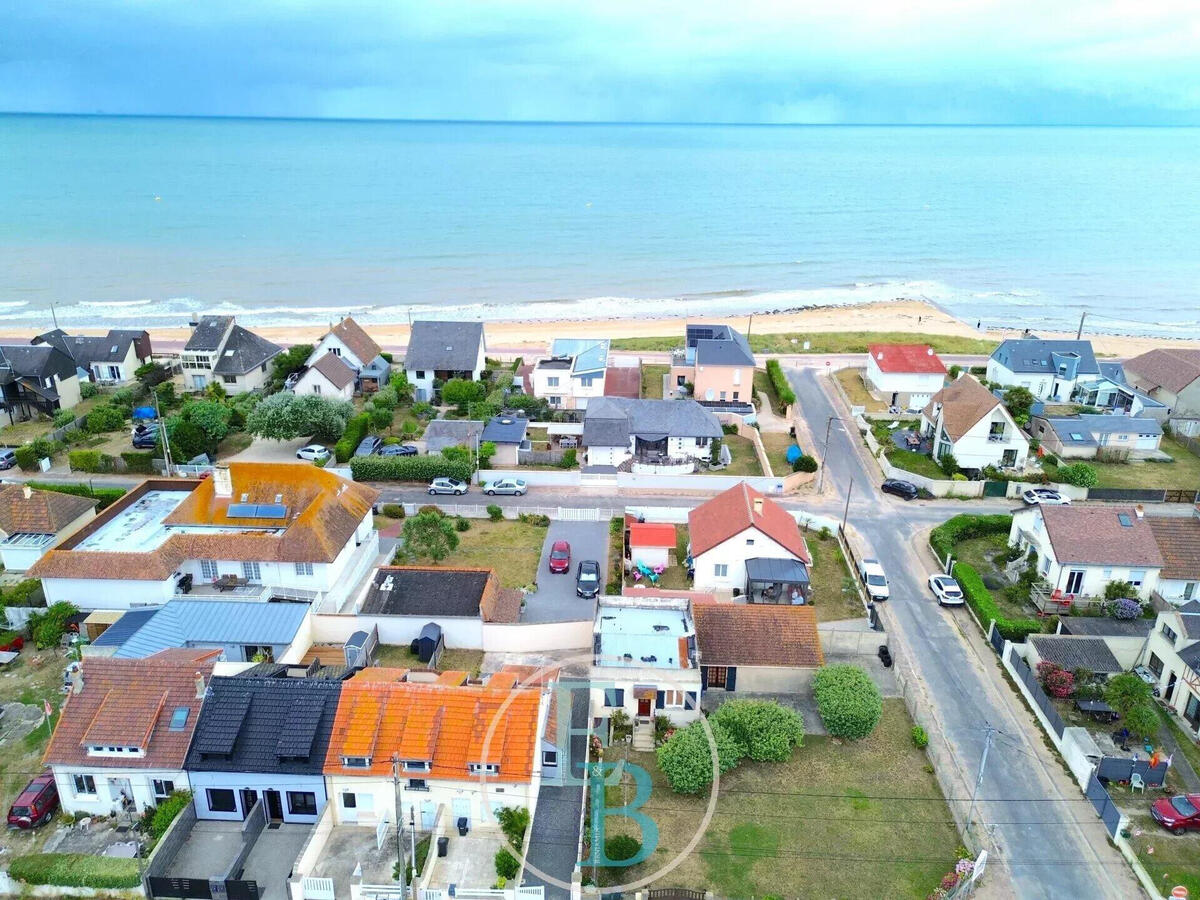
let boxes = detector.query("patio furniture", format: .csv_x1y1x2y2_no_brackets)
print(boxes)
215,574,247,592
1130,773,1145,794
1075,699,1118,722
635,562,659,584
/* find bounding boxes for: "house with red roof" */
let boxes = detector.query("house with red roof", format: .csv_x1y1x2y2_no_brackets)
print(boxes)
865,343,947,411
687,483,811,601
628,522,677,569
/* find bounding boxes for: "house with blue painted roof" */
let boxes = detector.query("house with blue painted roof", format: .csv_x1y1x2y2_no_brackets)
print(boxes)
531,338,610,410
985,336,1101,401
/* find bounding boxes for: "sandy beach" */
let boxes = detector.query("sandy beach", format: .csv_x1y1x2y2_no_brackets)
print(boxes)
1,299,1195,357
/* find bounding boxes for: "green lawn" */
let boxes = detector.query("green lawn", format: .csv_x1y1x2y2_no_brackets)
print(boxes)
1128,813,1200,897
760,431,799,477
713,434,763,477
887,448,946,480
952,533,1031,620
1042,436,1200,490
834,368,888,412
595,701,959,898
806,532,865,622
397,518,546,589
373,644,485,676
641,365,668,399
611,331,997,355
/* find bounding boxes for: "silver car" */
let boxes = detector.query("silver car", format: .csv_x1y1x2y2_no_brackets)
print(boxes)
482,478,527,496
1022,488,1071,506
428,477,468,495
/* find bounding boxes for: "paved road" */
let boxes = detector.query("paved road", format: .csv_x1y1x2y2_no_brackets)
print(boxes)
788,365,1139,900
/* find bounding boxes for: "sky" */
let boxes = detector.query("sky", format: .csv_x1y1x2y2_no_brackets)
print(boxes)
3,0,1200,124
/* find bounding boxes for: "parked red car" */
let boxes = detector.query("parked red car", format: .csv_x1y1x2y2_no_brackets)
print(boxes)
0,632,23,653
548,540,571,574
1151,794,1200,835
7,774,59,829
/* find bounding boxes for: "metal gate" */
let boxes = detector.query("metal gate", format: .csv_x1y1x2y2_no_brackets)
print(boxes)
1085,771,1122,837
982,481,1008,498
987,621,1005,655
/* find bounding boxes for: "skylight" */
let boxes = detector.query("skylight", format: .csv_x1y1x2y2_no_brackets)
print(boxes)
169,707,190,731
1117,514,1133,527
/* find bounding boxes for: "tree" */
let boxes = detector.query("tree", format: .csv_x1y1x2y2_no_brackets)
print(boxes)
245,393,352,443
1002,386,1036,426
182,399,232,453
710,437,722,466
478,441,496,468
368,403,393,430
656,719,744,794
1057,462,1098,487
270,343,313,388
813,665,883,740
938,452,959,478
1103,580,1136,601
166,417,207,461
370,386,399,411
441,378,486,410
709,699,804,762
1104,673,1153,719
135,361,171,390
401,511,460,563
1124,703,1160,740
390,371,414,403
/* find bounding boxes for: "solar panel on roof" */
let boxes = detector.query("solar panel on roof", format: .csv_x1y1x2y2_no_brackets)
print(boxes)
277,695,325,759
227,502,257,517
193,692,251,755
226,502,289,519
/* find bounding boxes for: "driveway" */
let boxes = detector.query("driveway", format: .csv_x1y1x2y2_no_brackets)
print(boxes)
521,521,609,624
227,436,313,463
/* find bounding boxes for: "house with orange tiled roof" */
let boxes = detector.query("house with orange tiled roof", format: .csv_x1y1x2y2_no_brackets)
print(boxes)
305,316,391,395
323,667,548,829
687,482,811,600
691,601,824,695
44,648,219,816
29,462,380,613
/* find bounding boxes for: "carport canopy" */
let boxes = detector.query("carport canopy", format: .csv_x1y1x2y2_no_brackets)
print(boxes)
745,557,810,587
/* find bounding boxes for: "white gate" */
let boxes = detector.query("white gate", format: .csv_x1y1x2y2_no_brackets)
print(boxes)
302,877,336,900
376,814,389,850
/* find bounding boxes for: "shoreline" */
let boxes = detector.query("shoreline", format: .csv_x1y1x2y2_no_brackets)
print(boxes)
1,299,1195,357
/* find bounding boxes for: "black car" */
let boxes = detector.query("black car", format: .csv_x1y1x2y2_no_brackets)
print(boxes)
576,559,602,598
881,478,919,500
379,444,418,457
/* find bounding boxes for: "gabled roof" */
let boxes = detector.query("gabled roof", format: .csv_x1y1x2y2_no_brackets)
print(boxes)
324,669,541,781
549,339,609,376
422,419,484,453
404,321,485,372
0,344,76,382
867,344,947,375
185,672,347,775
922,376,1005,441
35,329,150,366
327,317,383,365
308,351,356,391
582,397,722,446
1147,517,1200,581
629,522,676,549
0,485,95,535
1029,635,1122,674
361,567,497,619
688,483,810,562
211,325,282,375
692,602,823,668
43,649,219,770
481,415,528,445
184,316,234,351
685,324,755,367
1038,506,1164,568
1123,348,1200,395
107,599,310,659
1059,617,1154,639
990,338,1099,376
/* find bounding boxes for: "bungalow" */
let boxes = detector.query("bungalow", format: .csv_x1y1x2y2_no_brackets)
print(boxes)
480,414,529,467
864,344,947,411
0,484,96,572
324,668,546,829
422,419,484,455
1122,348,1200,417
628,522,676,570
581,396,721,469
1138,602,1200,735
404,320,486,403
0,344,82,422
668,324,755,405
34,328,153,385
1025,635,1123,678
44,648,219,815
181,315,281,393
1027,414,1162,460
293,351,356,401
1056,617,1155,671
920,375,1029,471
1009,505,1164,602
186,666,349,824
305,317,390,394
985,337,1101,401
688,483,811,600
693,602,823,694
1147,513,1200,605
531,339,609,410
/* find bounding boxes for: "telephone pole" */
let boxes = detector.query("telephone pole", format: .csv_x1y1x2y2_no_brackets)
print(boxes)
409,806,418,886
1076,311,1087,340
965,724,996,844
816,415,838,493
841,475,854,531
392,756,407,896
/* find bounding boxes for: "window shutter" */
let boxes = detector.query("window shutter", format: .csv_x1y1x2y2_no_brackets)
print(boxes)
725,668,737,692
655,691,665,710
614,688,624,707
685,691,698,710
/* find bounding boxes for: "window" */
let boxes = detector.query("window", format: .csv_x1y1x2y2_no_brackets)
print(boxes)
732,391,739,400
542,750,559,767
200,560,218,579
312,383,321,395
1186,694,1200,729
661,690,686,708
714,564,728,578
341,792,357,809
407,779,428,791
469,763,500,775
549,396,561,407
415,371,426,379
342,756,371,768
295,562,313,577
168,707,190,731
153,779,175,799
1102,568,1113,581
719,391,727,401
732,368,742,385
73,774,96,795
403,760,429,772
1162,623,1179,644
1129,569,1146,587
745,538,755,546
242,561,261,582
287,792,317,816
332,347,341,356
677,375,686,386
207,789,237,813
547,376,560,387
581,375,595,387
604,688,625,707
1148,653,1164,677
260,363,267,373
222,374,238,385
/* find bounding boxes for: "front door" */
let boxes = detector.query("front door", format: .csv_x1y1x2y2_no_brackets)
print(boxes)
264,790,283,821
890,392,898,407
420,801,436,829
706,666,728,690
1064,570,1085,595
1166,673,1178,703
636,697,652,717
451,797,471,828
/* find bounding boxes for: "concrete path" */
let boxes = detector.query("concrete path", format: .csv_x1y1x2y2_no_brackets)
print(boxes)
1156,716,1200,792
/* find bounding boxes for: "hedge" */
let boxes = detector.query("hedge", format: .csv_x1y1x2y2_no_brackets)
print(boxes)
812,664,882,739
335,413,371,463
121,450,156,474
349,456,474,483
765,359,797,407
27,481,126,510
953,562,1044,642
7,853,141,889
15,444,40,471
68,449,113,473
929,513,1012,560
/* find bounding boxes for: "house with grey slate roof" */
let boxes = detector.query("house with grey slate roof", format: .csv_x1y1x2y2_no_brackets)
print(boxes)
985,335,1101,401
34,328,152,385
181,315,282,394
403,320,486,402
0,343,82,422
581,396,721,469
668,324,756,406
1028,413,1163,460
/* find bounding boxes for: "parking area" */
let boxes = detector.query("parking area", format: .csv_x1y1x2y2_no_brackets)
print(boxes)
227,436,313,463
521,521,609,623
426,829,507,890
165,820,310,900
307,824,403,891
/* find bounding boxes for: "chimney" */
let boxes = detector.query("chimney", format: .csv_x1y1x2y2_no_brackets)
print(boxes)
752,497,764,516
71,667,84,694
213,465,232,498
926,347,934,356
195,672,206,699
22,484,31,499
1135,504,1144,519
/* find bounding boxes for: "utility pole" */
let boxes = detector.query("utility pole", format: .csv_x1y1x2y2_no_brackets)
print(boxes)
409,806,418,887
50,301,59,330
816,415,837,493
965,724,996,844
392,756,407,896
841,475,854,531
154,388,173,477
1076,311,1087,340
746,313,753,341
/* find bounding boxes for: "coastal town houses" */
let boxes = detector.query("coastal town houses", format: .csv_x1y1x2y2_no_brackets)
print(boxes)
1075,361,1168,420
403,320,486,403
581,396,722,469
1138,602,1200,736
693,601,824,695
1009,505,1164,603
1146,511,1200,605
292,350,356,400
668,323,755,405
920,375,1029,471
0,343,82,423
1122,347,1200,418
185,666,349,825
44,649,219,816
1027,413,1163,460
864,343,947,411
305,316,390,395
33,328,152,385
480,414,529,467
0,483,96,572
323,667,545,829
28,462,380,613
531,338,610,410
687,483,812,600
181,315,282,393
985,336,1101,401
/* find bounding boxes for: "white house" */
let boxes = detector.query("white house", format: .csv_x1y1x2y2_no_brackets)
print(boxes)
687,483,812,600
531,339,610,410
1147,513,1200,605
305,317,390,394
293,351,356,401
1138,602,1200,735
324,668,547,830
34,328,153,385
920,375,1029,471
0,484,96,573
45,649,219,816
986,337,1101,401
864,344,947,411
404,320,486,403
1028,414,1163,460
581,397,722,469
30,462,380,613
1009,505,1164,602
181,315,281,393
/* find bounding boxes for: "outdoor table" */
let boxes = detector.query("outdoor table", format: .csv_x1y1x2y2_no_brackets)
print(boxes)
1075,699,1118,721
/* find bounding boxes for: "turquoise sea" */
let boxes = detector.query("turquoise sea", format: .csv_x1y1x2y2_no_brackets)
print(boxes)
1,115,1198,336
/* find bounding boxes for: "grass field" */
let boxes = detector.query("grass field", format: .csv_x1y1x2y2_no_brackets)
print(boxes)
595,701,958,898
1042,436,1200,490
373,644,485,676
401,518,546,589
952,533,1030,620
834,368,888,412
1128,812,1200,897
611,331,997,356
805,531,865,622
759,431,799,477
887,448,946,480
641,365,668,399
713,434,763,477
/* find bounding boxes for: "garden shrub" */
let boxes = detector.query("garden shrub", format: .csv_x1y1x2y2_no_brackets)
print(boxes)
792,454,818,473
656,719,743,794
517,512,550,526
605,835,641,862
929,514,1012,560
1036,661,1075,698
8,854,141,889
911,726,929,749
721,423,739,435
559,448,577,468
1106,597,1141,620
952,562,1043,642
494,848,520,881
85,404,125,434
334,412,371,463
14,444,40,471
120,451,155,474
765,359,796,406
381,504,405,519
496,806,530,851
5,578,43,606
79,381,98,399
27,602,79,649
1057,462,1097,487
455,517,471,532
417,504,444,517
52,407,78,428
813,664,883,739
68,449,112,473
349,456,473,483
1103,580,1136,601
709,699,804,762
487,504,504,522
27,481,125,510
147,791,192,841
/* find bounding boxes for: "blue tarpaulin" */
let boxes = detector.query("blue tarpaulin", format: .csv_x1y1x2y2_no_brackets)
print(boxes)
785,444,804,464
132,406,156,420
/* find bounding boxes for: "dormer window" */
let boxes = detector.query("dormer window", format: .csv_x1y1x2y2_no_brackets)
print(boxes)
469,762,500,775
342,755,371,768
87,744,144,757
403,760,430,772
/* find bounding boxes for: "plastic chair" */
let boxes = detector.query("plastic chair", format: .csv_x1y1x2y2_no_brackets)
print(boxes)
1130,773,1145,794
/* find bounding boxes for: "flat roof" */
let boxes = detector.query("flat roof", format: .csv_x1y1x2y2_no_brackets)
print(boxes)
596,600,693,669
74,490,191,552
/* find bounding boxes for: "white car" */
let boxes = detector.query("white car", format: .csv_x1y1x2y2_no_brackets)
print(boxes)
482,478,527,496
296,444,331,462
860,558,890,601
428,477,468,495
1022,488,1071,506
928,574,965,607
